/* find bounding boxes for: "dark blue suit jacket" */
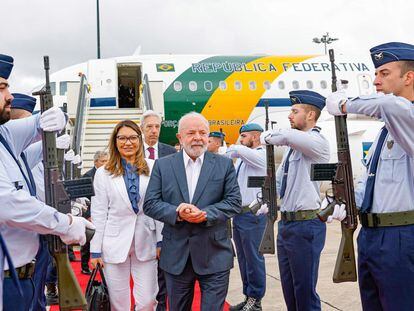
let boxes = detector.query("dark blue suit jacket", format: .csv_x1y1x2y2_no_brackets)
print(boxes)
143,151,241,275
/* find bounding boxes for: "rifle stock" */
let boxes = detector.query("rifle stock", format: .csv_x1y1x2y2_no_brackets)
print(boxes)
333,224,356,282
33,56,88,309
310,49,358,283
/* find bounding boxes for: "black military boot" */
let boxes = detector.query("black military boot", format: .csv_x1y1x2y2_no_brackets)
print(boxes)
241,297,262,311
229,296,248,311
46,283,59,305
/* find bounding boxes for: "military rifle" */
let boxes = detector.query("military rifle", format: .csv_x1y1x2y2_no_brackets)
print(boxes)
247,102,278,254
33,56,95,310
310,49,358,282
56,102,67,175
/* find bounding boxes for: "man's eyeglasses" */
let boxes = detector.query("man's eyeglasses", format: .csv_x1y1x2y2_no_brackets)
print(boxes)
116,135,140,144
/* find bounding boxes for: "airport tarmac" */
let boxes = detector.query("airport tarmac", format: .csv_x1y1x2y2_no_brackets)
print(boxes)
226,222,362,311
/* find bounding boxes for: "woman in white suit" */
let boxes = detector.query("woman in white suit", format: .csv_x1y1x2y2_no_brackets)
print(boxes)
90,120,162,311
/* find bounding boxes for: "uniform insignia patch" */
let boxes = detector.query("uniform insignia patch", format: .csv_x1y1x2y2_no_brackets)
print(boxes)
374,52,384,61
387,140,394,149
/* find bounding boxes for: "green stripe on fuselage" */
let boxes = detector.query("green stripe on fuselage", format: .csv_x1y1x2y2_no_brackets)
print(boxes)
160,55,261,145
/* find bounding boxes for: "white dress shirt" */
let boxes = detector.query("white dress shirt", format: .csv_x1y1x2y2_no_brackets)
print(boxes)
183,151,204,203
144,142,159,160
225,145,266,206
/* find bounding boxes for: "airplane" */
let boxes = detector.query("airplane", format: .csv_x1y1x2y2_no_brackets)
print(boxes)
40,53,383,178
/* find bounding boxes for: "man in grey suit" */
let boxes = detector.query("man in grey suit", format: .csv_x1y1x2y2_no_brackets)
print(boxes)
141,110,176,160
144,112,241,311
141,110,176,311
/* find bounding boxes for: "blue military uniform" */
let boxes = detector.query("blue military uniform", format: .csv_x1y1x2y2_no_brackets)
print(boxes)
263,91,330,311
0,54,71,310
345,42,414,311
226,123,267,310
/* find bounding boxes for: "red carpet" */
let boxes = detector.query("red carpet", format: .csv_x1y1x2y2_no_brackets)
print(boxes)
51,252,229,310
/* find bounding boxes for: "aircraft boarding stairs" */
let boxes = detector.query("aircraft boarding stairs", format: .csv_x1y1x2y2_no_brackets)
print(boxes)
72,74,153,173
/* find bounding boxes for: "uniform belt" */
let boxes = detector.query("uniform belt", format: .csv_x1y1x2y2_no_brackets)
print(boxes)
359,210,414,228
4,261,36,279
281,210,319,221
240,205,252,214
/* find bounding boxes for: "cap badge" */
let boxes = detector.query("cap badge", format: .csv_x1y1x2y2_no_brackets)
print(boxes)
374,52,384,61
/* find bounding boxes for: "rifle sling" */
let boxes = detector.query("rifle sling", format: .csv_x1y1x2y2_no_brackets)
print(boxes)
359,210,414,227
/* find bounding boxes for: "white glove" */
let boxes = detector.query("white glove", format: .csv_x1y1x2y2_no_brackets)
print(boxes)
256,203,268,216
336,80,346,91
64,150,75,161
248,198,269,215
56,134,71,150
326,90,347,116
327,204,346,223
71,201,87,216
320,197,330,210
260,130,273,145
72,154,82,165
78,197,90,206
60,215,95,246
218,144,227,155
225,145,239,158
40,106,68,132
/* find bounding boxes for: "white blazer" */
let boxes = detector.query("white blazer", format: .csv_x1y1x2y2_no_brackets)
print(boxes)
90,159,163,264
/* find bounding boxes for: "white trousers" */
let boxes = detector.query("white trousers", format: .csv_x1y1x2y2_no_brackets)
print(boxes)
104,242,158,311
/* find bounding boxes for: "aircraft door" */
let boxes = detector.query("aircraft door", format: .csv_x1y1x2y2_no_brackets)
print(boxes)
117,63,142,109
87,59,117,108
357,74,373,96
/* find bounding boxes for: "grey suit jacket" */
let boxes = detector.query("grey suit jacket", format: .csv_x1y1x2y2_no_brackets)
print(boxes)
143,151,241,275
158,142,176,158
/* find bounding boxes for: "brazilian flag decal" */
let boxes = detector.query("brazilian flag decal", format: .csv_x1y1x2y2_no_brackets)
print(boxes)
156,63,175,72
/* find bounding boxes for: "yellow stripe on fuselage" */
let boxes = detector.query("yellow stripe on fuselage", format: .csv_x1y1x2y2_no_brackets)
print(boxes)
201,55,314,143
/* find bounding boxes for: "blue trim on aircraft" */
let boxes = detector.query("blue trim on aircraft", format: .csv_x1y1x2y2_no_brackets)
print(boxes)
256,98,291,107
90,97,117,107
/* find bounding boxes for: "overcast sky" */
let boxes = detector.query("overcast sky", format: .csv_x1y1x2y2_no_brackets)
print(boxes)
3,0,413,93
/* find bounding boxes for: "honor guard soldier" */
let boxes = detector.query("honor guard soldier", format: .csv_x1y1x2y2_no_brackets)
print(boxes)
261,90,330,311
0,53,94,310
326,42,414,311
207,131,226,154
226,123,267,311
10,93,70,311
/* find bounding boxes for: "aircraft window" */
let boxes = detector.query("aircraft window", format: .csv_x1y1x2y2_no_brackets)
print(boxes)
292,80,300,89
320,80,327,89
234,81,242,91
306,80,314,89
278,81,285,90
50,82,56,96
219,81,227,91
263,81,271,90
189,81,197,92
59,82,68,96
249,81,257,91
204,81,213,92
173,81,182,92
